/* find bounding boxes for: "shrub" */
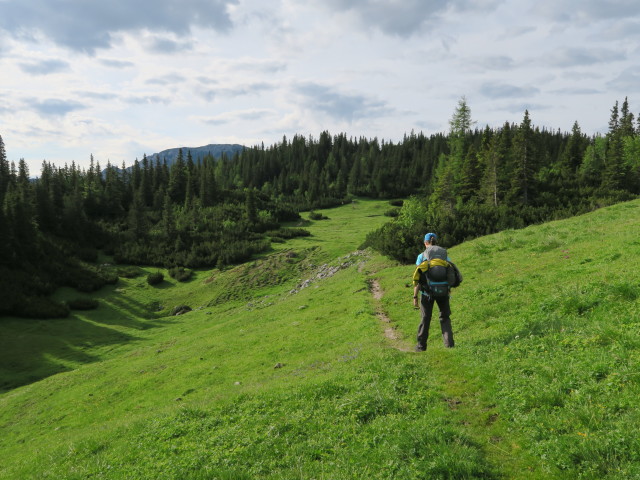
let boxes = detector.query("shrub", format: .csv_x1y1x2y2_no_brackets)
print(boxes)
77,247,98,262
309,211,329,220
117,266,143,278
67,298,99,310
389,199,404,207
169,267,193,282
20,297,70,319
266,228,311,239
147,271,165,286
100,272,119,285
384,208,400,217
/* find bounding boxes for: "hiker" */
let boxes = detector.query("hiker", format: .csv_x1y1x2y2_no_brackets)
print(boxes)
412,232,454,352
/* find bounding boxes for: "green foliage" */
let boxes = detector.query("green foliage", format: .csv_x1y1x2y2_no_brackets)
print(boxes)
309,210,329,220
1,198,640,479
266,227,311,239
146,271,165,285
169,266,193,282
117,266,143,278
66,298,99,310
19,296,70,318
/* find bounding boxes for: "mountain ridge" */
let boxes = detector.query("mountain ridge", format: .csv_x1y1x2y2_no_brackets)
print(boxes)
144,143,245,165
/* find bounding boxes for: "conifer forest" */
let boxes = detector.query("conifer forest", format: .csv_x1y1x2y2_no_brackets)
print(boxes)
1,98,639,318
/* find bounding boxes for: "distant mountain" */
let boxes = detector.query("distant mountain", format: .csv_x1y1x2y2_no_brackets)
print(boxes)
145,144,245,166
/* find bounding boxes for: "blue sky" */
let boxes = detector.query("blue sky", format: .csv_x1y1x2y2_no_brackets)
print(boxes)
1,0,639,174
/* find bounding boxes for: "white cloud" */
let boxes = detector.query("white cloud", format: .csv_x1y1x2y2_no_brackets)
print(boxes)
18,59,70,75
2,0,640,173
0,0,238,54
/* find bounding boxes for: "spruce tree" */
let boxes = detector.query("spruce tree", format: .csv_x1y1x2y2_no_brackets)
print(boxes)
0,134,10,205
509,110,536,205
168,149,187,204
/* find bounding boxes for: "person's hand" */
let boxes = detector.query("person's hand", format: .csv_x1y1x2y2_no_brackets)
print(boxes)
413,296,419,309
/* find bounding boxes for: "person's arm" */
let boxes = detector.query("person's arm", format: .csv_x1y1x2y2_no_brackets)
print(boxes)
412,265,422,308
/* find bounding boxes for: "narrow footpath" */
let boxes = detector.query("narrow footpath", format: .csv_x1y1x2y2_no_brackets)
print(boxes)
369,278,545,479
370,279,412,352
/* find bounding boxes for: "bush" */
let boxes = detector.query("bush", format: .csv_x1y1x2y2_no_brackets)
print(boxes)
67,298,99,310
147,271,165,285
266,228,311,239
384,208,400,217
309,211,329,220
20,297,70,319
77,247,98,262
169,267,193,282
117,266,143,278
389,199,404,207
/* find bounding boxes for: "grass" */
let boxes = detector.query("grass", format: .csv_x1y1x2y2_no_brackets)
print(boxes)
1,198,640,479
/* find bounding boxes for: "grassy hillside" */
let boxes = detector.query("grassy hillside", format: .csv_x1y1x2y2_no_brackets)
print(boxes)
1,198,639,479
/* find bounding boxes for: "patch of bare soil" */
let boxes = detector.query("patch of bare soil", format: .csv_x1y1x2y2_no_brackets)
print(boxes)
370,279,412,352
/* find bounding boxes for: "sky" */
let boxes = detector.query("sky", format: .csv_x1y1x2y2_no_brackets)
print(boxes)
1,0,639,174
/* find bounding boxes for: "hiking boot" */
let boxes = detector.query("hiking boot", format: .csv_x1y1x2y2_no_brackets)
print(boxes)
414,344,426,352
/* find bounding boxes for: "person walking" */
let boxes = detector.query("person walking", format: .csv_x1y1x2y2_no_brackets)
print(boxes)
412,232,454,352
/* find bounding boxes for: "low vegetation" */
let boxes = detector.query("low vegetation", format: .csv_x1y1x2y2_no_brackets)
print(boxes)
1,198,639,479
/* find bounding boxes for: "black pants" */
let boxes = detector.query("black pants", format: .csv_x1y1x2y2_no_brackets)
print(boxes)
417,293,454,349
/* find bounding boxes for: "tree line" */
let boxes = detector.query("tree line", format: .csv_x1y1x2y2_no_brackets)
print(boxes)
362,97,640,262
1,96,639,316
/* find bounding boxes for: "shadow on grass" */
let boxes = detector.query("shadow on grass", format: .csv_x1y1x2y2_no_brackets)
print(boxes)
0,288,175,394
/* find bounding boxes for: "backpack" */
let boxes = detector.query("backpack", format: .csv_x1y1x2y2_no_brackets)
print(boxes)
447,262,463,288
413,258,451,298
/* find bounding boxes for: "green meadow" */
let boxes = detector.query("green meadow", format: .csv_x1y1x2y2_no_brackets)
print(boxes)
1,198,639,479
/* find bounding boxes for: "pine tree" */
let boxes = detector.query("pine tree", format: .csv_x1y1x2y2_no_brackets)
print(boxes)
603,100,626,191
0,134,10,205
448,96,474,193
168,149,187,204
620,97,635,137
509,110,536,205
161,193,177,242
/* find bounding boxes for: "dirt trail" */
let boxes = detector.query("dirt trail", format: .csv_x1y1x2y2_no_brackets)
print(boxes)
370,279,412,352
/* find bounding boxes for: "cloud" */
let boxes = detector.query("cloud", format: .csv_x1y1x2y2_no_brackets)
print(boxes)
195,109,272,125
471,55,516,70
99,58,135,68
599,19,640,39
76,91,119,101
146,73,187,86
196,82,274,102
315,0,500,37
549,87,602,95
144,35,194,54
534,0,640,21
502,103,551,115
545,47,626,67
295,82,392,122
19,59,70,75
27,98,86,116
606,67,640,93
124,95,171,105
479,82,540,99
0,0,238,54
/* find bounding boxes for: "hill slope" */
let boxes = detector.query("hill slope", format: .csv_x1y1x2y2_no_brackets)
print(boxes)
1,199,639,479
147,143,245,165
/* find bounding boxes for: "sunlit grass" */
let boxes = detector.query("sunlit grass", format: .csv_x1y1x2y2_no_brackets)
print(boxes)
1,198,640,479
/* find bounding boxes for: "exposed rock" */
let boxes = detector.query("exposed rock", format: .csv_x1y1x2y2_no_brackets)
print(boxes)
171,305,192,316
